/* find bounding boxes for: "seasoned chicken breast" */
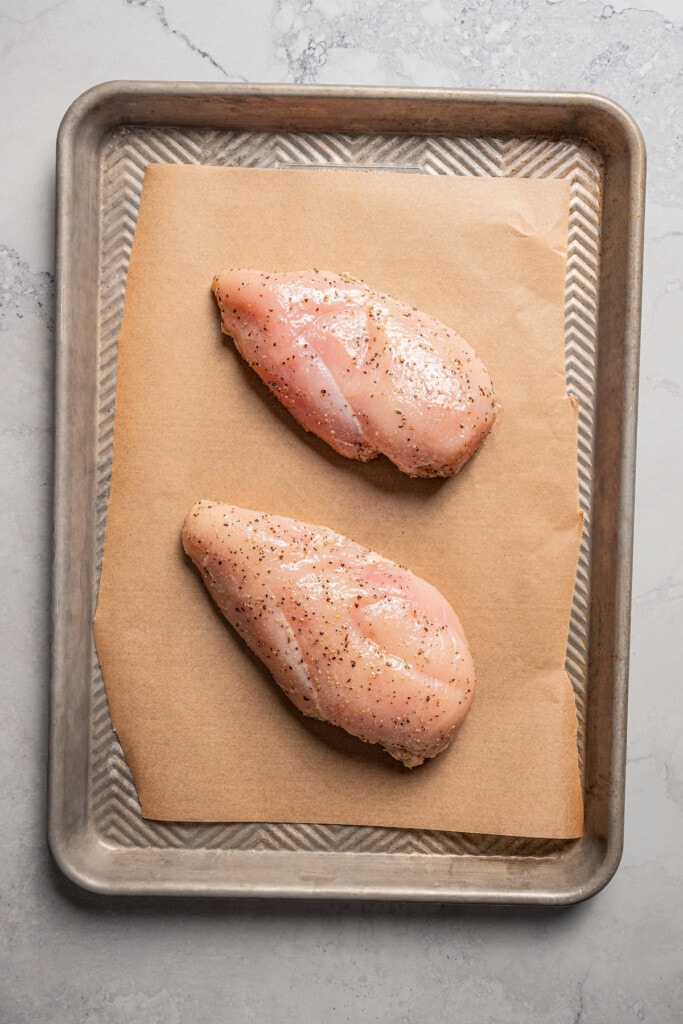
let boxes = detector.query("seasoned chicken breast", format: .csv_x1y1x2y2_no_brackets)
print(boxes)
212,270,497,477
182,501,475,767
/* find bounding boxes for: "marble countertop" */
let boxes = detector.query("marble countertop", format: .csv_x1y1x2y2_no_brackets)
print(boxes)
1,1,681,1021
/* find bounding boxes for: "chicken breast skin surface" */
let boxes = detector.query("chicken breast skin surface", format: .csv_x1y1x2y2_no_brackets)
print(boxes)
212,270,497,478
182,501,475,767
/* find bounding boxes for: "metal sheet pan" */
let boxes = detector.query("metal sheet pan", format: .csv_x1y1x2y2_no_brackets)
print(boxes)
50,82,645,902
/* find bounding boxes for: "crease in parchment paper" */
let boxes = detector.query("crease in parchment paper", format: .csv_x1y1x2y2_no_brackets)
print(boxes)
94,166,583,839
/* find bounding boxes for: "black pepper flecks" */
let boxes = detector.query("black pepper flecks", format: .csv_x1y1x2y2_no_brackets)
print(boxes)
182,501,476,769
211,269,497,477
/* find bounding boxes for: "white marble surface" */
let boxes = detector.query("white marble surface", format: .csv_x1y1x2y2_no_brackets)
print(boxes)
1,1,682,1021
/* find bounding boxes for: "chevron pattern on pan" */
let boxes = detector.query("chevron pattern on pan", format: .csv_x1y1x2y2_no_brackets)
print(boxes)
91,127,601,857
501,137,603,768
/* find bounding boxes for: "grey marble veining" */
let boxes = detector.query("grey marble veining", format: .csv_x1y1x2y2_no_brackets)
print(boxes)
1,1,682,1022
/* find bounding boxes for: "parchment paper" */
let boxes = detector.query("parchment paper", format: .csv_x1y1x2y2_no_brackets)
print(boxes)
94,165,583,838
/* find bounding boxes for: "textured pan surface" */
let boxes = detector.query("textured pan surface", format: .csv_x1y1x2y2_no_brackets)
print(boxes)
93,127,598,853
51,84,644,901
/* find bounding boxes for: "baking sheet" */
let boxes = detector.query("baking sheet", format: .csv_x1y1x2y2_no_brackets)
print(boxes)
50,83,644,900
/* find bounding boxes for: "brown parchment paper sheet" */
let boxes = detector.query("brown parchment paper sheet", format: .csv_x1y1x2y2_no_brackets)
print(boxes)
94,165,584,838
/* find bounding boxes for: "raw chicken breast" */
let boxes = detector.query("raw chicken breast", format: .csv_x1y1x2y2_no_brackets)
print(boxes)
182,501,475,767
212,270,497,478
